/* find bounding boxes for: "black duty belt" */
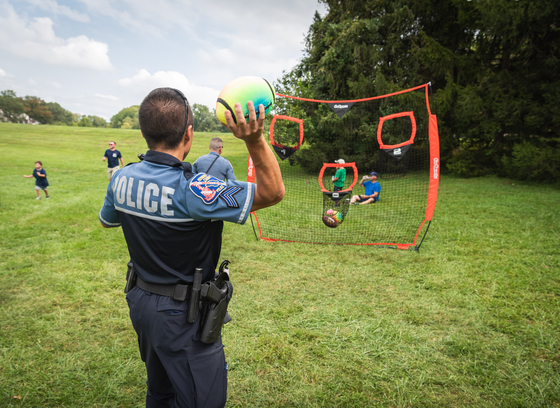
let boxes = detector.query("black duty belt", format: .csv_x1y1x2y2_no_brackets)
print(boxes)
136,277,191,302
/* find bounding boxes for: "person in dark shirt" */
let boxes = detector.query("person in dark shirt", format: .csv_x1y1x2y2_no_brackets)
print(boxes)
103,141,124,180
23,161,49,199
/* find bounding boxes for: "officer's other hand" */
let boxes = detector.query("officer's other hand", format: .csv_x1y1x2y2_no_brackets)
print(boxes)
224,101,265,144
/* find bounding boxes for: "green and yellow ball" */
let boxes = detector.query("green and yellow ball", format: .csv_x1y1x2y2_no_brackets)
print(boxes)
216,76,275,125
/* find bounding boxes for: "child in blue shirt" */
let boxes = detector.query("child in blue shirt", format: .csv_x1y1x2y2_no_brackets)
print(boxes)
24,161,50,199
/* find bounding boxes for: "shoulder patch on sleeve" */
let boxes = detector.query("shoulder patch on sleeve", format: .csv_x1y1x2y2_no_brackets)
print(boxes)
189,173,228,204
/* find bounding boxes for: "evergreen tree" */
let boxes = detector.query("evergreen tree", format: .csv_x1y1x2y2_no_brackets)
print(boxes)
277,0,560,181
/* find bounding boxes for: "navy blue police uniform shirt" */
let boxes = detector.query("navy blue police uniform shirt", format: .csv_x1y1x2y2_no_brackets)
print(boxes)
33,168,49,187
104,149,122,168
99,150,254,285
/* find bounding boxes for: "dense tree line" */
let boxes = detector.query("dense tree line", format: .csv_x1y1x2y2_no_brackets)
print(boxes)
107,103,227,132
110,106,140,129
275,0,559,182
1,91,227,134
0,90,107,127
192,104,228,133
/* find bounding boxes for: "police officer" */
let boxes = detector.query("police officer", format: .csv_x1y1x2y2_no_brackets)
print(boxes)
192,137,236,181
98,87,284,408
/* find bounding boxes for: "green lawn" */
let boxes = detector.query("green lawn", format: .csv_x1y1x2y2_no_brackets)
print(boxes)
1,123,559,407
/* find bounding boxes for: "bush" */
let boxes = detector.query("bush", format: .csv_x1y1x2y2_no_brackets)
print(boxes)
501,140,560,182
296,147,328,174
446,148,491,178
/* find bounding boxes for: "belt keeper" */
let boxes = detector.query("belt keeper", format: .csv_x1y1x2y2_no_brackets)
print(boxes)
172,284,189,301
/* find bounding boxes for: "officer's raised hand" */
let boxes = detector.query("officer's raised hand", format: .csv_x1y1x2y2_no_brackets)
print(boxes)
224,101,284,211
223,101,264,144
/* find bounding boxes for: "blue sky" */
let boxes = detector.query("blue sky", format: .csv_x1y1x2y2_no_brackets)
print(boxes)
0,0,327,120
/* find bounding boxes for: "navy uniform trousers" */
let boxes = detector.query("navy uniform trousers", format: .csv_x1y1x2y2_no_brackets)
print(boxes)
126,286,227,408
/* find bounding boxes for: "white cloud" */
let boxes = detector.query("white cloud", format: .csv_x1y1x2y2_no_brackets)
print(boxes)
79,0,163,37
0,0,325,118
118,69,219,108
95,93,119,101
194,41,301,90
29,78,37,85
0,2,112,71
22,0,90,23
102,0,324,87
76,0,324,69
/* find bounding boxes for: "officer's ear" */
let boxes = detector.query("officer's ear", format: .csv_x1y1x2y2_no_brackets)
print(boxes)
185,125,194,143
181,125,194,159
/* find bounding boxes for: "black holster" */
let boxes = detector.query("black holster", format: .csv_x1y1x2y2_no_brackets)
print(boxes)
199,270,233,344
124,260,233,344
124,261,136,293
187,268,202,323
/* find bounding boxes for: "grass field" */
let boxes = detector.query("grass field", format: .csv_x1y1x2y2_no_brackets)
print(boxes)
1,122,559,407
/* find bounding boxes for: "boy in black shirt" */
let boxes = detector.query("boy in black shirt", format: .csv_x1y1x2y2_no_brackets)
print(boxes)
23,161,49,199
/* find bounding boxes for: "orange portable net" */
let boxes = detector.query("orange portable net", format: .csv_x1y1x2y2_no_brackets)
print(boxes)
248,83,439,250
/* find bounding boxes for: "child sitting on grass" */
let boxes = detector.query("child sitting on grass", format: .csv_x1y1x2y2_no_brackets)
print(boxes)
23,161,50,199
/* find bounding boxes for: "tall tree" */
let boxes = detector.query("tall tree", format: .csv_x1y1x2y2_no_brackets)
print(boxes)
78,115,108,127
90,115,108,127
22,96,53,124
45,102,74,125
78,115,94,127
110,106,140,129
277,0,560,181
418,0,560,179
192,103,228,133
0,90,25,122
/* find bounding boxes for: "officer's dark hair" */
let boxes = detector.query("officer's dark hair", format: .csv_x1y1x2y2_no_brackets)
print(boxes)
138,88,194,150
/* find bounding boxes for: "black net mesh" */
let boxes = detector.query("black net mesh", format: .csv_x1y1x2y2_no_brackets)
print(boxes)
252,85,437,247
322,191,351,227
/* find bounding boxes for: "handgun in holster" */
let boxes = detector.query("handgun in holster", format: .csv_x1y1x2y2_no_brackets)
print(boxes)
124,261,137,293
199,261,233,344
